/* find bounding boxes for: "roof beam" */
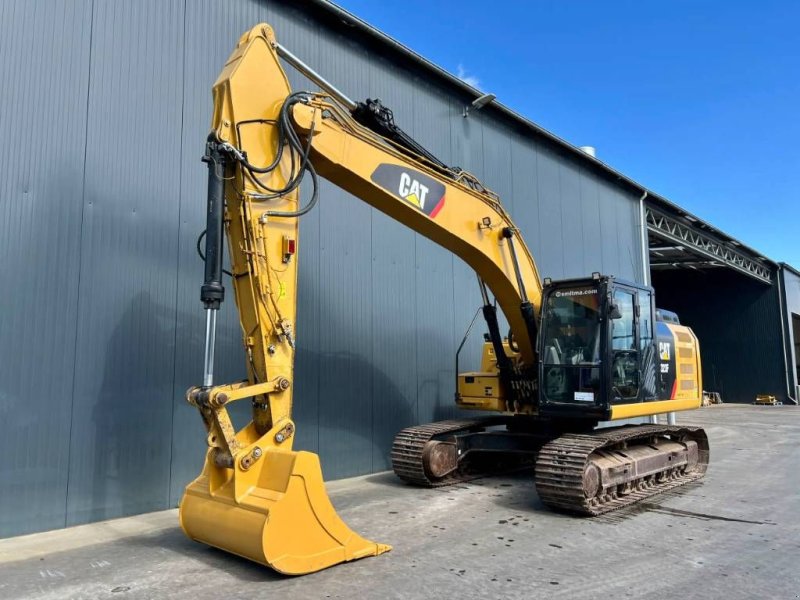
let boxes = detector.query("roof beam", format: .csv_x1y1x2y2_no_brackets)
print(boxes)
646,207,772,284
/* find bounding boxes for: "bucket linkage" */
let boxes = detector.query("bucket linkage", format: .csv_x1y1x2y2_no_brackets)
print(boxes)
180,384,390,575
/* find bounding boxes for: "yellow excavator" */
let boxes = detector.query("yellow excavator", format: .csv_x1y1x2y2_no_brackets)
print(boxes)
179,24,709,575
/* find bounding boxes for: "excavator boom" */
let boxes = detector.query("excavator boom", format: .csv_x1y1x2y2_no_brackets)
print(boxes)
289,99,542,363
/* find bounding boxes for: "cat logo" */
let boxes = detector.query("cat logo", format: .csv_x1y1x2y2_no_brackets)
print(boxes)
659,342,671,361
370,163,446,218
398,172,429,209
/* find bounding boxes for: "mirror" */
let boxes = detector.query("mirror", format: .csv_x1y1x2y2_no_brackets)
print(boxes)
608,302,622,320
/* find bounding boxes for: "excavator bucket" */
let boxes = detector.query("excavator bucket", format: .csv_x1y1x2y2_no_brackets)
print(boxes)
180,448,390,575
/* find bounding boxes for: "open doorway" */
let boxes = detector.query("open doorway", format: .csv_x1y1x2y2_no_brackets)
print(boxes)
650,265,785,403
792,314,800,395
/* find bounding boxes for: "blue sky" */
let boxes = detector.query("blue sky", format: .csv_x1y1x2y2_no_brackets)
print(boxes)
335,0,799,266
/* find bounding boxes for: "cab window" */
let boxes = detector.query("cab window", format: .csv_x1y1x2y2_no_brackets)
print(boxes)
611,291,635,350
611,290,639,400
639,291,653,352
540,286,602,404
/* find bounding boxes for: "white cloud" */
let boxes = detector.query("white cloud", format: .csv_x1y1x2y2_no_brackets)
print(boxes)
457,63,481,90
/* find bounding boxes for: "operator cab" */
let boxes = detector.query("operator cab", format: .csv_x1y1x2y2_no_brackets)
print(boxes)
538,274,658,421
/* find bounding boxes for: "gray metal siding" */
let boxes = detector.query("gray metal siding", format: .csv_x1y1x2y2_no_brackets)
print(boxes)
0,0,645,536
65,0,185,526
0,0,92,537
314,35,375,479
781,268,800,396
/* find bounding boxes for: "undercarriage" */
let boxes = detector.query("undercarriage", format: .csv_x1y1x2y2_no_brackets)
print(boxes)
391,418,709,516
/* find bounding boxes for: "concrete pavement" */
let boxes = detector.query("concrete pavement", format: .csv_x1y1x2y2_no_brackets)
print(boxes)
0,405,797,599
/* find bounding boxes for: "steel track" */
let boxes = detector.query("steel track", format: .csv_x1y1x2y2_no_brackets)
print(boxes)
392,420,709,517
535,424,709,516
390,417,524,486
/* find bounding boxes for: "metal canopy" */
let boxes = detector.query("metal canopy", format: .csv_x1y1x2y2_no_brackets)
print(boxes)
646,207,772,284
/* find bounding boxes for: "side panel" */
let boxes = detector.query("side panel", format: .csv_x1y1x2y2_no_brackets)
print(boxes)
655,321,702,402
656,321,678,399
559,161,585,277
535,149,564,278
580,170,604,276
414,87,459,424
667,323,702,401
66,0,185,526
509,135,541,262
781,268,800,399
0,0,92,536
314,31,374,479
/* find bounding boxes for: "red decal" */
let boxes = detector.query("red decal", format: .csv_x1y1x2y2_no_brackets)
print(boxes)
429,195,446,218
670,378,678,399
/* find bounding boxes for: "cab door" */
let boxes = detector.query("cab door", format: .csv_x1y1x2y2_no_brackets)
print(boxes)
609,287,642,403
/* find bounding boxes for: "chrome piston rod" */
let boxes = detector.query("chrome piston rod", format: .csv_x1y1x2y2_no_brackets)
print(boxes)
275,42,358,112
202,309,218,388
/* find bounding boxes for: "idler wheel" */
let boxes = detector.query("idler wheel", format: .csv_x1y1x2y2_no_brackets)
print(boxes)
422,440,458,479
582,463,601,498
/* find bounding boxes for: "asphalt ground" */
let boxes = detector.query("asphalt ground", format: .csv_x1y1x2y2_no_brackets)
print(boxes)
0,405,797,599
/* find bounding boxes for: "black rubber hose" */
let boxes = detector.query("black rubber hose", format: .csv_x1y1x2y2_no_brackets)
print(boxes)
265,161,319,218
232,92,310,174
223,92,320,217
238,95,317,208
196,229,233,277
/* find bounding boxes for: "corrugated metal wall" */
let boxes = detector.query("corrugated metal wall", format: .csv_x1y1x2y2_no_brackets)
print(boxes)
780,267,800,397
651,269,787,404
0,0,645,537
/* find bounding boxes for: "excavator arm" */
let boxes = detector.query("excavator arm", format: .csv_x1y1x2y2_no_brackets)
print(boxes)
180,26,394,575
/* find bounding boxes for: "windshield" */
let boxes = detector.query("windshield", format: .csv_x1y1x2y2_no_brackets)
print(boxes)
541,285,603,404
542,287,601,366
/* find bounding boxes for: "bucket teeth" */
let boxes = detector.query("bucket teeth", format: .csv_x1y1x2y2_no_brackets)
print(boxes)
180,449,390,575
